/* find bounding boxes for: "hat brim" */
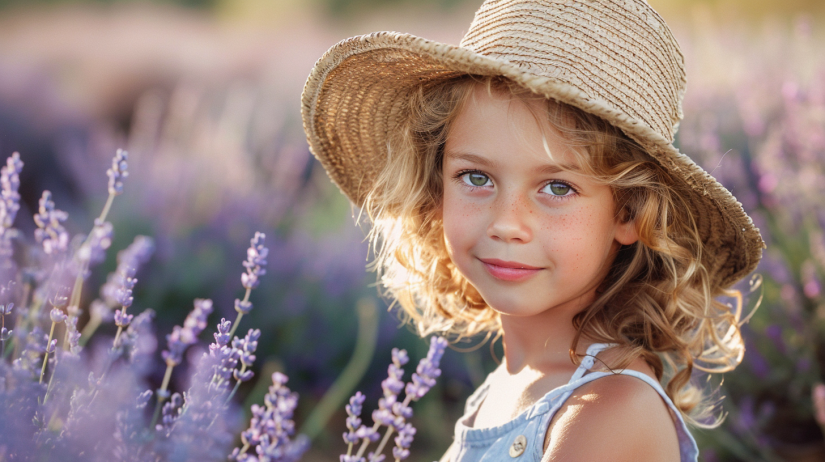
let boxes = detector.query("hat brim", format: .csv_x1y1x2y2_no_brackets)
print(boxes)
301,31,764,289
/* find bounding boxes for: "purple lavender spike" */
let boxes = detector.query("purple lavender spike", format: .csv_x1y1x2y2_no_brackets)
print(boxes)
233,372,308,462
241,232,268,291
213,318,232,347
114,310,133,328
404,337,448,401
161,299,213,366
78,220,113,269
107,149,129,195
0,152,23,230
372,348,409,430
33,191,69,255
392,423,415,460
49,308,67,324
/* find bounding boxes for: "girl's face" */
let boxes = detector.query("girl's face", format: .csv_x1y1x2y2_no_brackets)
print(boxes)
441,85,638,319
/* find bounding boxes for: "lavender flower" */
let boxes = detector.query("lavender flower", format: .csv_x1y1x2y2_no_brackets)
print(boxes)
77,219,114,269
157,392,184,434
115,267,137,309
0,152,23,230
241,232,268,291
214,318,232,347
0,153,23,265
372,348,408,429
49,308,67,324
232,372,308,462
392,423,415,461
162,299,214,366
344,392,367,444
232,329,260,383
33,191,69,255
114,309,134,328
405,336,447,401
94,236,154,324
107,148,129,195
65,316,82,354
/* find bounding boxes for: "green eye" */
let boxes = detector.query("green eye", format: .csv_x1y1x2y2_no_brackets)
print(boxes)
545,182,571,196
465,173,490,187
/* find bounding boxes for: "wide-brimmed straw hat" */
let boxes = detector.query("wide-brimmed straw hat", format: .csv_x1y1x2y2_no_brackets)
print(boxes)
301,0,764,289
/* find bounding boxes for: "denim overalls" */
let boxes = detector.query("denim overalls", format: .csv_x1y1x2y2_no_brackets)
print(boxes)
450,343,699,462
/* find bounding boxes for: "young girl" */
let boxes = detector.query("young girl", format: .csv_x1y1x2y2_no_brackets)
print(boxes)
302,0,764,460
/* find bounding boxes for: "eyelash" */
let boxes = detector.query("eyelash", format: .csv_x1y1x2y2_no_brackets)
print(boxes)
452,169,579,200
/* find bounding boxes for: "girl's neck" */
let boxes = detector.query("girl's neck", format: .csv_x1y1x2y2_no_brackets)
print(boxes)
498,298,593,374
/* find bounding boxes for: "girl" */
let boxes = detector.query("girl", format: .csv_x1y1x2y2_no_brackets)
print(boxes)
302,1,765,460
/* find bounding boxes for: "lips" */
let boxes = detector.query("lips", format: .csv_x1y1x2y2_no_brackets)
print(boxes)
479,258,542,282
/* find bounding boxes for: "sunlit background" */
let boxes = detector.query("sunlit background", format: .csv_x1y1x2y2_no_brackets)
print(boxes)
0,0,823,460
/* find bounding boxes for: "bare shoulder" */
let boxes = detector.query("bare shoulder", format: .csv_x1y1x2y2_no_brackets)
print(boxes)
543,374,681,462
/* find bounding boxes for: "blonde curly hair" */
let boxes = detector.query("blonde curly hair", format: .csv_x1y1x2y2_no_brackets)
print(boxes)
363,75,749,427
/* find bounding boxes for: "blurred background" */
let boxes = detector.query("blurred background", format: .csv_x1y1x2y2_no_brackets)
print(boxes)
0,0,823,460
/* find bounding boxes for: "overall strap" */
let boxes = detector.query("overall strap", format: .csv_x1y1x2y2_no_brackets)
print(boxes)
567,343,615,383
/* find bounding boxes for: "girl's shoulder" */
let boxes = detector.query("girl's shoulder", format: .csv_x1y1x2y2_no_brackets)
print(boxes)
542,355,682,461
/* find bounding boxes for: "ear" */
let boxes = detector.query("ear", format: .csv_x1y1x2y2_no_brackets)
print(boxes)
614,209,639,246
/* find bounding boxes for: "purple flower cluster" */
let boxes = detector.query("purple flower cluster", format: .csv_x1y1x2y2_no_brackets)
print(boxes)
0,152,22,230
33,191,69,255
162,298,213,366
242,232,268,291
95,235,154,322
372,348,409,429
0,151,23,265
233,329,260,383
107,148,129,196
343,337,448,462
405,336,447,401
231,372,309,462
78,219,114,270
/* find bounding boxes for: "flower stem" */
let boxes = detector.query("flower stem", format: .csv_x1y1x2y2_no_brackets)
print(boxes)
43,355,59,404
67,193,115,321
355,422,383,459
226,288,251,340
225,364,246,404
150,363,175,430
373,426,395,459
39,321,56,384
97,193,115,224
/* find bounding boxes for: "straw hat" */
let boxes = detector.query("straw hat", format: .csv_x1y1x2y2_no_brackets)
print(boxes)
301,0,764,289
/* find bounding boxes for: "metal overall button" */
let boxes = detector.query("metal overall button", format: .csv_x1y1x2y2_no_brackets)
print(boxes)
509,435,527,457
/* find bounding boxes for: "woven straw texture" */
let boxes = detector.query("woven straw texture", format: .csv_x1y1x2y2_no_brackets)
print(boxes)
301,0,765,289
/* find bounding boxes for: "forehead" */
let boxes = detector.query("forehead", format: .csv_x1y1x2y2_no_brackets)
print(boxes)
445,83,585,169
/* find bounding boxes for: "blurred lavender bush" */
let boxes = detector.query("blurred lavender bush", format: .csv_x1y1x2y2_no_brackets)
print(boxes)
0,148,312,460
676,18,825,462
0,147,449,461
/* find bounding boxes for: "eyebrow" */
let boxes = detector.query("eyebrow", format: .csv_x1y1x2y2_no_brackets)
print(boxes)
444,151,582,173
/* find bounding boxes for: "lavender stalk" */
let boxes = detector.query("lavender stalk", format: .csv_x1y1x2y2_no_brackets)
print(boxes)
227,232,267,339
68,149,127,316
350,337,448,461
151,298,214,428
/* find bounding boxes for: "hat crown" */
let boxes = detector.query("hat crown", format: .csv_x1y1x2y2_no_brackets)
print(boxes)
459,0,686,142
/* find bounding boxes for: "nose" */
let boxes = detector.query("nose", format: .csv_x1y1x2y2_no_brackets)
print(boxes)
487,190,534,243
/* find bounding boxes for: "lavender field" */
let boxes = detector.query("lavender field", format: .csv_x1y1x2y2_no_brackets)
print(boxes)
0,0,822,460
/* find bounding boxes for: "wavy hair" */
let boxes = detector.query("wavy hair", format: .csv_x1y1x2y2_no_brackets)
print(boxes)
363,75,750,427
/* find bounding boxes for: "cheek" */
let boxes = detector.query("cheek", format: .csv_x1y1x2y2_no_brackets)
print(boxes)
539,209,616,269
441,189,482,257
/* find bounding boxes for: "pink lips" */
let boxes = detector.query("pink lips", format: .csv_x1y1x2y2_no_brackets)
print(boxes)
479,258,542,282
